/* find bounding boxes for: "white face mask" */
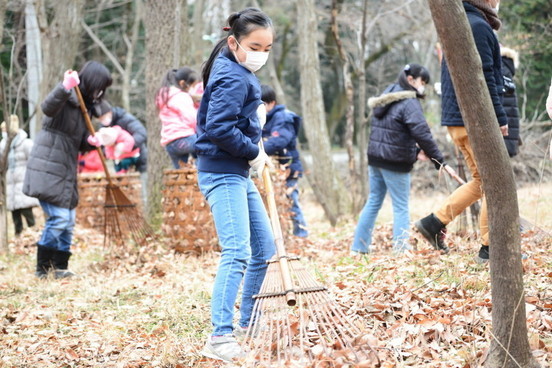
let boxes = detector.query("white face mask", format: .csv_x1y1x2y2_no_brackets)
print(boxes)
493,4,499,13
234,39,269,73
417,85,425,95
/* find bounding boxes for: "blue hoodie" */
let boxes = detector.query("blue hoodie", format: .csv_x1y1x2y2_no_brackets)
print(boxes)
195,49,262,177
262,104,303,177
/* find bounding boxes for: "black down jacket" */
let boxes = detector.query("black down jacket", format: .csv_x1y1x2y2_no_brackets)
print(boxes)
501,47,521,157
367,84,444,173
23,84,97,209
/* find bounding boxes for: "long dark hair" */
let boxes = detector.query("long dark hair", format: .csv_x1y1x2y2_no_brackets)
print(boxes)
201,7,273,86
156,67,198,109
397,63,430,98
78,61,112,103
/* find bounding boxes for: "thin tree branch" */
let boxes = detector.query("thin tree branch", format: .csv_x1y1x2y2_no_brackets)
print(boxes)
81,20,125,76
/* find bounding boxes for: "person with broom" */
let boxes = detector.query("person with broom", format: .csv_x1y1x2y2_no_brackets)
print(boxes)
195,7,276,363
23,60,112,279
414,0,507,263
352,64,450,255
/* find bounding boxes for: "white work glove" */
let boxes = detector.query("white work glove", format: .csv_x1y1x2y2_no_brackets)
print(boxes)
248,148,270,176
257,103,267,129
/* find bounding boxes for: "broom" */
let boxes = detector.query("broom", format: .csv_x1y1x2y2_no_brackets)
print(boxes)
75,86,155,246
242,164,375,367
438,160,550,237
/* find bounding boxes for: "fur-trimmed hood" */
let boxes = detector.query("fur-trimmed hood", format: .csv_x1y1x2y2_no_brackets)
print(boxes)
501,46,519,68
368,84,417,119
368,90,417,109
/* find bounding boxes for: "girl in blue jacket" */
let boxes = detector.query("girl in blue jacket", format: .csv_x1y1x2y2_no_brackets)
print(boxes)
352,64,447,255
195,7,275,363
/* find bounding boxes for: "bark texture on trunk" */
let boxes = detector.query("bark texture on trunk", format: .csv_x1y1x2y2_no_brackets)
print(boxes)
297,0,350,225
143,0,178,225
428,1,539,367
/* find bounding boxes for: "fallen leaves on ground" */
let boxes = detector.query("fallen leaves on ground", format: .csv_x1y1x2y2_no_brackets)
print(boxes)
0,218,550,367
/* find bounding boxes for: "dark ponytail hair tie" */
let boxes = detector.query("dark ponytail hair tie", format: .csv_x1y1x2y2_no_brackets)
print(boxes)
222,26,231,31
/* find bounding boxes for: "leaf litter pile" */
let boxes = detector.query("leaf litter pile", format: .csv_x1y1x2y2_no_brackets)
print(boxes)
0,220,550,367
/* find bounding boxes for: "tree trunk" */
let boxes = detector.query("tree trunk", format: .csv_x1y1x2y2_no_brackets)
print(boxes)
190,0,205,68
37,0,85,137
143,0,178,226
1,2,10,253
428,1,539,367
356,0,369,201
296,0,350,225
25,0,42,139
330,0,360,212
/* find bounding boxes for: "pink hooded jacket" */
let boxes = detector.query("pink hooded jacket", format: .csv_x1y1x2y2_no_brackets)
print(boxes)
98,125,140,160
158,86,197,146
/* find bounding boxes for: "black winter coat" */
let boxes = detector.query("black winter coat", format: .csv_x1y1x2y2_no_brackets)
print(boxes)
367,84,444,173
23,84,96,209
501,47,520,157
440,2,507,128
110,107,148,172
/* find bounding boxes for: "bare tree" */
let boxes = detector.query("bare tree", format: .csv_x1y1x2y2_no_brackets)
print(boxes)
297,0,350,225
428,1,539,367
143,0,179,224
36,0,85,136
1,1,12,253
25,0,42,138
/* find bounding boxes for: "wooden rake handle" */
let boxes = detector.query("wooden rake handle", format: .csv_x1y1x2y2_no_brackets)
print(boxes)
260,153,297,307
74,85,113,185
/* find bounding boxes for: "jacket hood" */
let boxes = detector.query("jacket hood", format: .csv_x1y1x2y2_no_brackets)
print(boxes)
11,129,28,148
501,46,519,68
368,84,416,118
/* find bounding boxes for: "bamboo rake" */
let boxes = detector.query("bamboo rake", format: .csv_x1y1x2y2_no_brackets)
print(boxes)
242,165,373,367
75,86,155,246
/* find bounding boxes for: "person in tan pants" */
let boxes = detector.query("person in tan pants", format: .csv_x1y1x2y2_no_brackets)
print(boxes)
415,0,506,263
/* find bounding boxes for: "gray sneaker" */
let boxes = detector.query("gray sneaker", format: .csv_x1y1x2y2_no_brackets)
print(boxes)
201,334,245,363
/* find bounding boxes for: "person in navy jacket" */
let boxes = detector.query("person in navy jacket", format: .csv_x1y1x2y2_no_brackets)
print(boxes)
260,84,308,237
415,0,507,263
352,64,447,254
195,8,276,364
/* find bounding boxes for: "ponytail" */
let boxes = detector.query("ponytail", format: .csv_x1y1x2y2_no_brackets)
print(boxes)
397,63,430,97
157,67,198,109
201,7,273,86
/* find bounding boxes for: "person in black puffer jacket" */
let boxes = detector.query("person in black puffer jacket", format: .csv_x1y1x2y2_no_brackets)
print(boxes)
23,61,112,279
352,64,450,254
501,46,521,157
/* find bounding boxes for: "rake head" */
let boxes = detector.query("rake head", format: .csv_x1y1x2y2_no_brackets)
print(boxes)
103,184,156,246
242,257,378,367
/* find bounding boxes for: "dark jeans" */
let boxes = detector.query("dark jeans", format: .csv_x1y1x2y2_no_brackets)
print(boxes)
12,207,36,235
165,135,197,168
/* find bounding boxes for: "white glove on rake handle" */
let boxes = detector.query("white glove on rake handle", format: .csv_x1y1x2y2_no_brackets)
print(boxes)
249,149,270,176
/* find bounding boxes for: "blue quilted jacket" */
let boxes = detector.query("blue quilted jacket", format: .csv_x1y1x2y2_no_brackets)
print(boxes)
195,48,262,177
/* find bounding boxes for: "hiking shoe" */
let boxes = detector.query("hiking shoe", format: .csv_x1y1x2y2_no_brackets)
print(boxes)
415,213,449,253
475,245,489,264
475,245,528,264
234,324,264,339
201,334,245,363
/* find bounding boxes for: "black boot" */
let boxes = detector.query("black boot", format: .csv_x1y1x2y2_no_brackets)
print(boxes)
52,250,76,279
414,213,449,253
475,245,489,264
35,246,54,278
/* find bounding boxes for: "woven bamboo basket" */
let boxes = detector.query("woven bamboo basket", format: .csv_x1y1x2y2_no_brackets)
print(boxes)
76,172,143,230
162,165,292,255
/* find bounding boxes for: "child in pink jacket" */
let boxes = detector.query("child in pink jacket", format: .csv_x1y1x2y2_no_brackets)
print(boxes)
156,67,200,168
97,125,140,173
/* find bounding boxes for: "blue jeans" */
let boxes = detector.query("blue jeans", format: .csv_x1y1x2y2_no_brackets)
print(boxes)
352,166,411,253
286,178,308,237
165,135,197,169
38,200,76,252
198,172,276,336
